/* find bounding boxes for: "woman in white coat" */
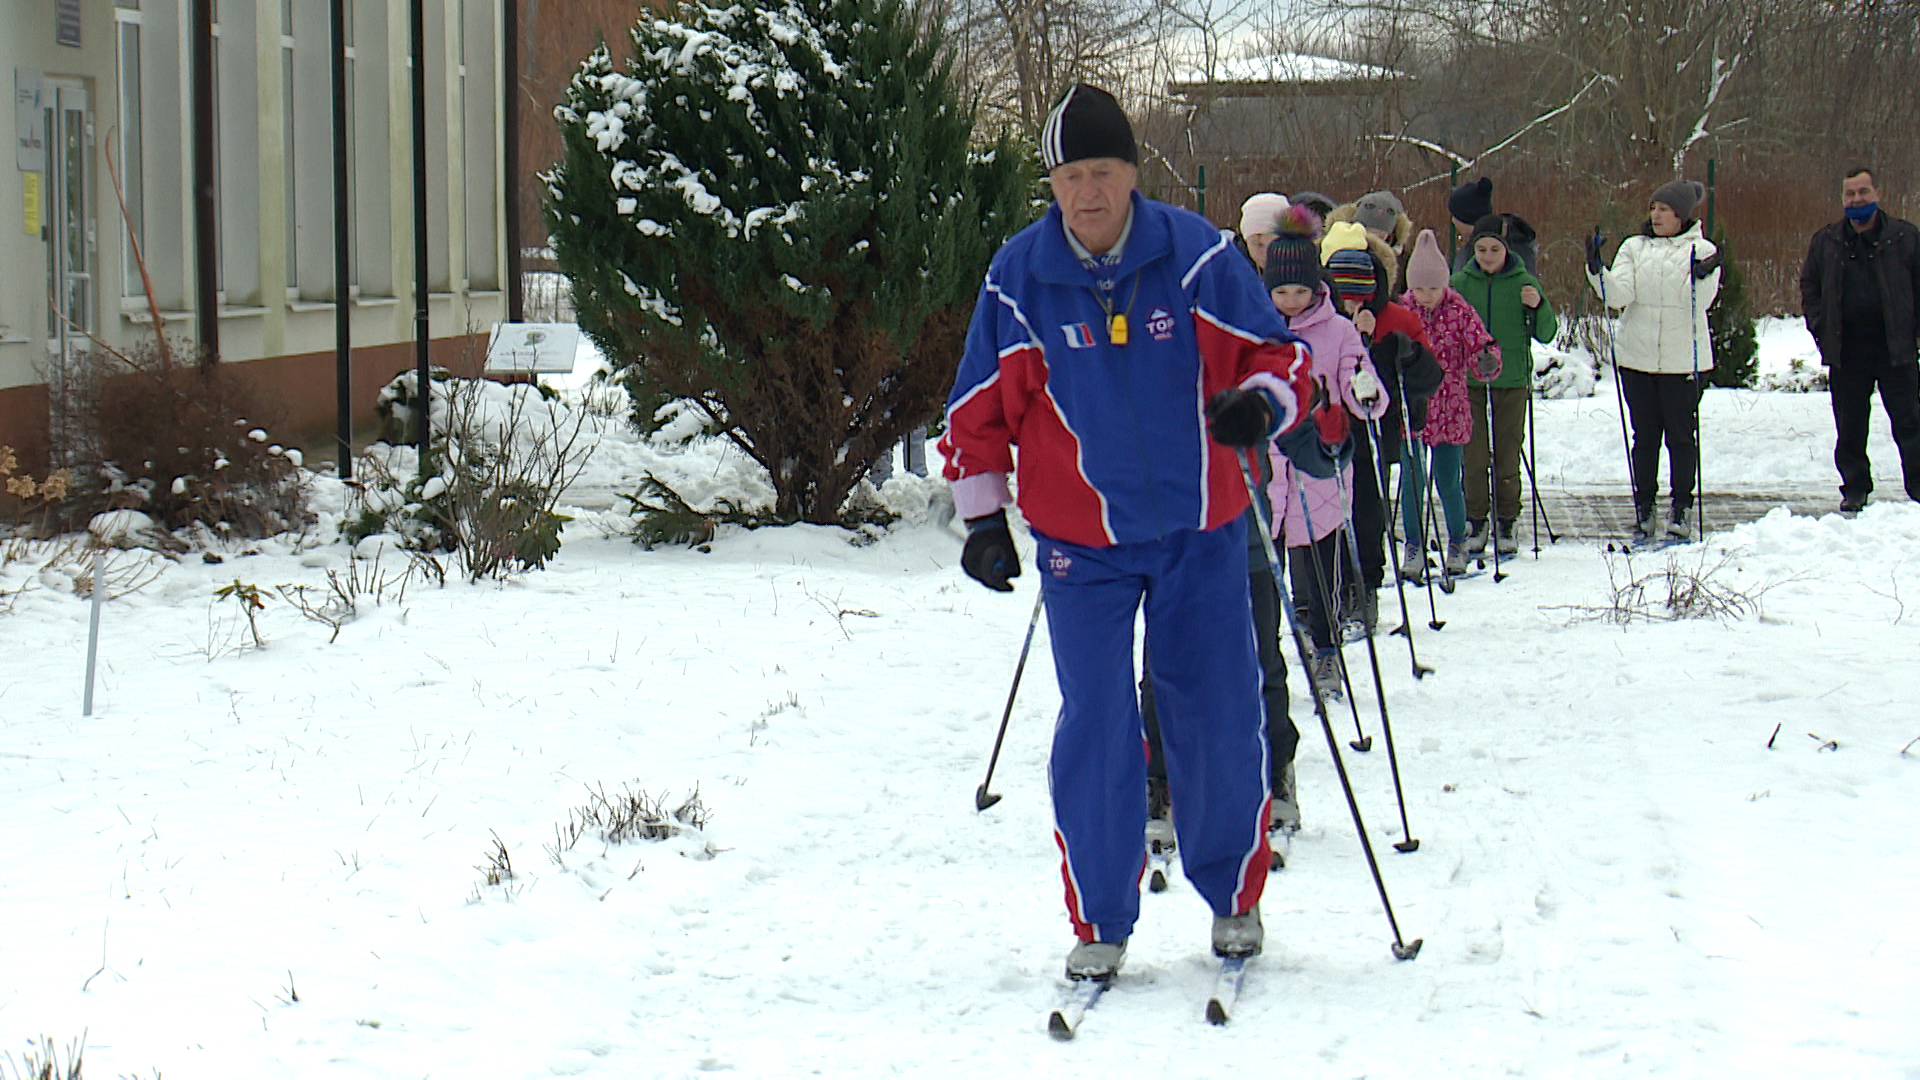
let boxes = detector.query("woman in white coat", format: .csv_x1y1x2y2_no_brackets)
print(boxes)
1586,179,1723,538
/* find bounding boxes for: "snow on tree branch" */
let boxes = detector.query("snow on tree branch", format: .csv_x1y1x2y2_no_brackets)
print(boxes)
1674,48,1742,175
1399,72,1616,190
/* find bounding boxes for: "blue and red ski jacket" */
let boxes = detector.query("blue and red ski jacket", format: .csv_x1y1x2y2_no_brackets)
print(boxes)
940,193,1315,549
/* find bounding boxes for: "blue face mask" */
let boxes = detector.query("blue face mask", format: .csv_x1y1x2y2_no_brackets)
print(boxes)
1845,201,1879,224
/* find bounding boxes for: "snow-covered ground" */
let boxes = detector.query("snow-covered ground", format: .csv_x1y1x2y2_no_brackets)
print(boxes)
4,346,1919,1078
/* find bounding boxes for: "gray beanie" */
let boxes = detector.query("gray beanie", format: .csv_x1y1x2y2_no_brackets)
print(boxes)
1650,179,1706,221
1353,191,1405,236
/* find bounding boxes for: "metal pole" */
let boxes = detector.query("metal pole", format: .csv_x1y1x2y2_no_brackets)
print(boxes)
190,0,219,359
332,0,354,478
1447,163,1459,263
411,0,432,473
83,546,104,716
1705,157,1717,238
503,0,524,322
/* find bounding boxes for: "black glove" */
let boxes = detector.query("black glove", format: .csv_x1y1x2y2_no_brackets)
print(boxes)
1585,230,1606,275
960,510,1020,592
1273,418,1344,480
1205,388,1275,449
1691,250,1723,280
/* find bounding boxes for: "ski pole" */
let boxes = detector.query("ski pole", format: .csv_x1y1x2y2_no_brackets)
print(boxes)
1521,307,1559,554
1484,382,1506,583
1594,227,1638,535
1417,437,1452,616
1689,247,1706,543
1285,465,1373,753
1335,471,1421,852
1381,349,1435,666
1239,452,1421,960
974,588,1044,812
1370,416,1432,679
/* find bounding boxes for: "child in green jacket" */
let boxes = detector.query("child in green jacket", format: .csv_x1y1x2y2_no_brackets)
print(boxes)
1452,215,1558,556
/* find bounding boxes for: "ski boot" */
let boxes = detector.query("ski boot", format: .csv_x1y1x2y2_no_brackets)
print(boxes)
1211,909,1264,959
1066,940,1127,982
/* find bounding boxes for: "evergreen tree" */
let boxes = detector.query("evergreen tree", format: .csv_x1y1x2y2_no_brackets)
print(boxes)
547,0,1037,523
1706,222,1758,389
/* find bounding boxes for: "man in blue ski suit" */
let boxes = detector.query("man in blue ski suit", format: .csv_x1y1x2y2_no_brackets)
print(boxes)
939,85,1348,981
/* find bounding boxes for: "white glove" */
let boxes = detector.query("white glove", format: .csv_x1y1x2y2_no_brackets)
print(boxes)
1350,368,1381,405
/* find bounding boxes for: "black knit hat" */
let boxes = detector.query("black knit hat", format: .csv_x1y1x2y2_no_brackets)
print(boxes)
1041,85,1137,171
1263,204,1324,291
1448,177,1494,225
1469,214,1518,252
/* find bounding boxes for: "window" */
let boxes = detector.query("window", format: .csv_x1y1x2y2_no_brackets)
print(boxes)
460,0,499,290
281,0,297,291
114,4,145,298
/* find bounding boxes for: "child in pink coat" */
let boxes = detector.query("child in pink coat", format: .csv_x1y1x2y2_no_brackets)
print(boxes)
1260,206,1389,697
1402,229,1498,579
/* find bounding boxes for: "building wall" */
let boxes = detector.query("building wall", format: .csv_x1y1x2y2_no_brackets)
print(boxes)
0,0,507,471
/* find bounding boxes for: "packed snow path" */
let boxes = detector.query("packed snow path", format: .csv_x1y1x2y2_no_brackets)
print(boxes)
4,382,1918,1077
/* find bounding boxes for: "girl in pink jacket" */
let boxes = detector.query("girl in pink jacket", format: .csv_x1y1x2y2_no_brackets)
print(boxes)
1402,229,1498,579
1260,207,1389,698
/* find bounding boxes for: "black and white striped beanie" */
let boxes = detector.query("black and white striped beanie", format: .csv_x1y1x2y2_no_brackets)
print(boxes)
1041,85,1137,171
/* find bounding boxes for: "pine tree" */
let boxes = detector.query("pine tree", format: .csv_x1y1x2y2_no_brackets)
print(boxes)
547,0,1038,523
1706,222,1758,389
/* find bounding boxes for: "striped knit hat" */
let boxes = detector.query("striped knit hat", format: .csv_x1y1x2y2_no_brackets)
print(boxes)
1040,85,1137,171
1263,204,1324,291
1326,248,1378,305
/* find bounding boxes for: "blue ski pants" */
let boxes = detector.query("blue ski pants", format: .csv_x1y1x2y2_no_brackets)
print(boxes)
1035,519,1273,944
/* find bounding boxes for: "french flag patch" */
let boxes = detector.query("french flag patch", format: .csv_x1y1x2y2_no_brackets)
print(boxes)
1061,323,1097,349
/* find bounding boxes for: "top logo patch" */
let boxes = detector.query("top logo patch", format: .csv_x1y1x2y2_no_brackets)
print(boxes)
1146,307,1176,341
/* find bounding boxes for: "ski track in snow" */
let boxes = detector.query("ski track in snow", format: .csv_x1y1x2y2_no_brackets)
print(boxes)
4,380,1920,1078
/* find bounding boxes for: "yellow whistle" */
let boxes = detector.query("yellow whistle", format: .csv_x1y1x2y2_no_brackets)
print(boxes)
1109,313,1128,347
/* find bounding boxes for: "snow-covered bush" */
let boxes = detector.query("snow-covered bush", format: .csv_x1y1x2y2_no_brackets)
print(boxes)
14,340,310,539
348,375,595,580
546,0,1037,524
1757,355,1829,392
1533,341,1598,399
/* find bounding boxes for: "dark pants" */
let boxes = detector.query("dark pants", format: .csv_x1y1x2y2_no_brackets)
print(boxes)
1830,353,1920,502
1619,368,1704,514
1287,533,1346,652
1349,422,1388,590
1466,386,1528,524
1143,566,1297,785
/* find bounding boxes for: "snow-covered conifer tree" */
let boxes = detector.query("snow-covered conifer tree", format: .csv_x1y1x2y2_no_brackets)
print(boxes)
548,0,1037,522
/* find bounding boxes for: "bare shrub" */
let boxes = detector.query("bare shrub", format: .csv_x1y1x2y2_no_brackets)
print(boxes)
1551,548,1785,625
47,341,313,539
347,376,596,581
2,1033,85,1080
545,784,713,865
275,547,414,643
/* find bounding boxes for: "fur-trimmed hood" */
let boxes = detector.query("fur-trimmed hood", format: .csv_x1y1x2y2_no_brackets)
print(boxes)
1329,200,1414,259
1323,214,1403,295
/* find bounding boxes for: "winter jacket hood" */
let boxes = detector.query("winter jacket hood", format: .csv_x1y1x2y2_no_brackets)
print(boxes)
1328,202,1409,291
1587,219,1719,375
1450,212,1540,278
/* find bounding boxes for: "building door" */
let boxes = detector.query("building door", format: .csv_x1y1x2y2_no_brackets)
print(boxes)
42,80,94,465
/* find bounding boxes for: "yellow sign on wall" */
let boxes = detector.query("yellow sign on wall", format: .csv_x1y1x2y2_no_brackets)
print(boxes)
22,171,40,235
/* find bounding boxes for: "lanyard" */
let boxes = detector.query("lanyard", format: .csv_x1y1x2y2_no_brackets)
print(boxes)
1085,271,1143,347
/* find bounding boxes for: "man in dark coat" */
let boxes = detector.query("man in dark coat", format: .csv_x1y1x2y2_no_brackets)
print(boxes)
1799,167,1920,512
